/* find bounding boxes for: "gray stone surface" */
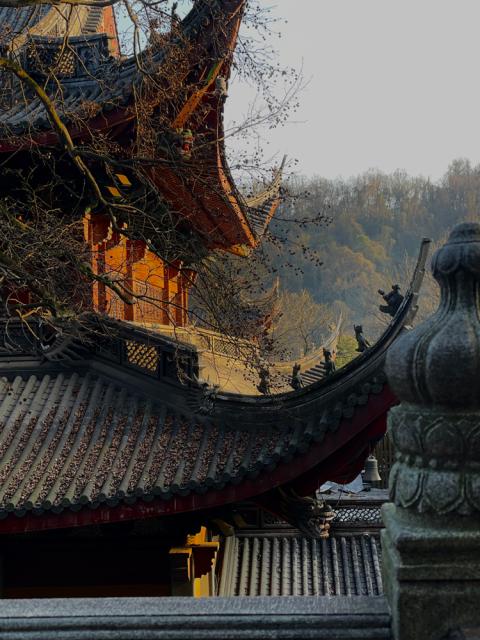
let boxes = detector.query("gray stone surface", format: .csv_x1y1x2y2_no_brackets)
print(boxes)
442,630,480,640
0,596,391,639
386,222,480,410
382,222,480,640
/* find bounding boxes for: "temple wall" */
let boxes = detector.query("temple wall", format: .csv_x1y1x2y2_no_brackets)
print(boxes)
85,215,189,328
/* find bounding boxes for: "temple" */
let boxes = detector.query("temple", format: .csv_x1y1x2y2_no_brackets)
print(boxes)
0,0,432,605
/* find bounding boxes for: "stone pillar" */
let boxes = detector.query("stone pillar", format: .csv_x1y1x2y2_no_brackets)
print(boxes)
381,222,480,640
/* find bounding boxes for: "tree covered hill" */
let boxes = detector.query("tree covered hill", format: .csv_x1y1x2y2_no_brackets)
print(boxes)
266,159,479,355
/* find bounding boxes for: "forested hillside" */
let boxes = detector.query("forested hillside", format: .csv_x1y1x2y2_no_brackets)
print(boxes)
265,159,480,357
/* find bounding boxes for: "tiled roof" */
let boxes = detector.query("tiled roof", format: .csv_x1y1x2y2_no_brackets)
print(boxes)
0,1,236,136
218,533,383,597
0,37,134,135
246,198,279,238
0,240,429,528
0,1,271,246
0,5,105,47
0,370,269,516
0,364,386,519
0,7,49,35
243,157,286,238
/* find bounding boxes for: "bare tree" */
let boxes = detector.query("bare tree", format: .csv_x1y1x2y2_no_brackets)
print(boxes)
270,290,334,359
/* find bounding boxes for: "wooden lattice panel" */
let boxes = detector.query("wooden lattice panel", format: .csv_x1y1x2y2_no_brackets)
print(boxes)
125,341,159,374
26,43,76,76
133,281,164,324
211,337,240,358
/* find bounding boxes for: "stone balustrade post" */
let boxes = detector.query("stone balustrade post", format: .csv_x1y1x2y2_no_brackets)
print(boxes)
382,222,480,640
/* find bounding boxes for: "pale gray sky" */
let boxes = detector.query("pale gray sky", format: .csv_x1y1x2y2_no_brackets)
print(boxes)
225,0,480,180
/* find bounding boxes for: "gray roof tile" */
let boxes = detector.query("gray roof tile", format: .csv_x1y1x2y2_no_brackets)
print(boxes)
0,359,387,520
0,370,329,517
0,239,429,524
219,534,383,597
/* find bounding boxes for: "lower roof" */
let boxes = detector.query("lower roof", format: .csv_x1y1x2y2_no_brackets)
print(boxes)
219,533,383,597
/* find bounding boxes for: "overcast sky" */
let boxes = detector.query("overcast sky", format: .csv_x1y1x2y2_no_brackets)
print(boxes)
224,0,480,180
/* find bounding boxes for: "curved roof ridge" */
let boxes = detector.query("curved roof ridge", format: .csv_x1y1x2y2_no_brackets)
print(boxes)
238,277,280,308
244,155,287,209
215,236,432,405
0,241,432,531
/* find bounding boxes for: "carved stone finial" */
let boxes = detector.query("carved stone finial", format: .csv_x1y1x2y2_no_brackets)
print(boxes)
382,223,480,640
384,223,480,516
386,222,480,409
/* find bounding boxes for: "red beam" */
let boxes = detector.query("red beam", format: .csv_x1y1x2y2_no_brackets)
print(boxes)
287,411,389,496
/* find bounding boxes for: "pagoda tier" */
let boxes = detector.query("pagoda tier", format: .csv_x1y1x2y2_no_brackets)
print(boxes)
0,1,284,326
0,239,429,534
0,5,118,50
0,1,284,254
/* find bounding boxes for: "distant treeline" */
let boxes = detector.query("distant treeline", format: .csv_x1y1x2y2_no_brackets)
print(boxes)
265,158,479,347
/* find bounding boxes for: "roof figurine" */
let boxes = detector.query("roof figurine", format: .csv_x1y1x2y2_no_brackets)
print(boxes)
256,363,271,395
354,324,371,352
290,363,303,390
378,284,404,317
322,348,336,377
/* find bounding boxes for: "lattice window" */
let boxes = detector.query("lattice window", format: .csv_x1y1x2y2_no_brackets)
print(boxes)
125,341,159,375
26,44,76,77
212,337,240,358
106,291,125,320
134,281,164,324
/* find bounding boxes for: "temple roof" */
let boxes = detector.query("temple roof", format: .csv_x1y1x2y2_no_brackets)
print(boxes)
0,3,118,62
0,0,282,250
0,5,106,42
0,239,429,532
0,362,388,525
0,3,228,134
244,157,287,238
0,34,130,130
0,6,51,36
219,533,383,597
